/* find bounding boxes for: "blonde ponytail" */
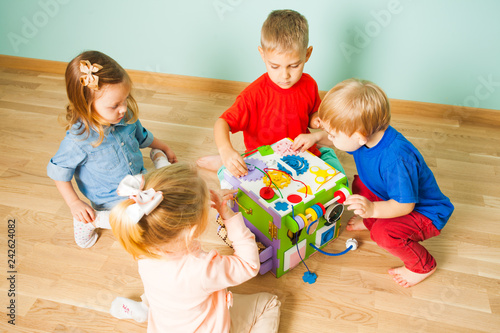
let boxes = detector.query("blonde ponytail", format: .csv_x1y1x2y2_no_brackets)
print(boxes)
110,163,210,259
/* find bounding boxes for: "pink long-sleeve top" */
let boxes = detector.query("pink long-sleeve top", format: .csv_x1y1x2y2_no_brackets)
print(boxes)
138,213,260,333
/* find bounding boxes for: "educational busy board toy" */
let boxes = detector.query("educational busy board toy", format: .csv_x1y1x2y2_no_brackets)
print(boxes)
222,138,355,280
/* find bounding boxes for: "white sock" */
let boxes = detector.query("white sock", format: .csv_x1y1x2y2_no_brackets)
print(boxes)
73,218,98,248
150,149,171,169
110,297,149,323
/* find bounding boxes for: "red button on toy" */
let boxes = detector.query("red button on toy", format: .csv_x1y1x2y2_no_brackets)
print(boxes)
260,187,275,200
287,194,302,203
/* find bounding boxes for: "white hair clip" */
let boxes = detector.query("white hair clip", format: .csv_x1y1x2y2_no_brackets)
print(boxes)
79,60,102,90
117,174,163,224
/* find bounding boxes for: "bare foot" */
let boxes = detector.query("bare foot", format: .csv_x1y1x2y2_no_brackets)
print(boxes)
197,155,223,171
346,215,368,231
388,266,436,288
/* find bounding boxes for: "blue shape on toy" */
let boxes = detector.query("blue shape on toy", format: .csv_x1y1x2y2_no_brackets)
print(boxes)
302,271,317,284
276,162,291,176
312,204,323,219
321,228,335,246
274,201,289,211
280,155,309,176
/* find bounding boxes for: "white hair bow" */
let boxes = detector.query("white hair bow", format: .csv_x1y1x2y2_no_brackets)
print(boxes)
117,174,163,224
79,60,102,91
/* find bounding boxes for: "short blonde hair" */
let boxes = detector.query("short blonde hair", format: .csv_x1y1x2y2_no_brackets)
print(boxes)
261,9,309,54
110,163,210,260
319,78,391,137
65,50,139,147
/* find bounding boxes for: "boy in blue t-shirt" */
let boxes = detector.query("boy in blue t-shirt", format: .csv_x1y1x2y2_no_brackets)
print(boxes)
318,78,454,287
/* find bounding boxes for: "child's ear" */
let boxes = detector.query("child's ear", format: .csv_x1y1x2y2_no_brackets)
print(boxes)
258,46,265,60
305,46,313,62
354,132,368,146
186,225,198,242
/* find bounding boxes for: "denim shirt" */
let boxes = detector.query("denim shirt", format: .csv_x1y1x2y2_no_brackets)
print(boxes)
47,118,154,210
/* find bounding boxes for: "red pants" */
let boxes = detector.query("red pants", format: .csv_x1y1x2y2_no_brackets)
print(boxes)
352,176,440,273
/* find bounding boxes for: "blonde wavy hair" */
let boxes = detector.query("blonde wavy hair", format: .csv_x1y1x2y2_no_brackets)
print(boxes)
261,9,309,54
318,78,391,137
110,163,210,260
64,50,139,147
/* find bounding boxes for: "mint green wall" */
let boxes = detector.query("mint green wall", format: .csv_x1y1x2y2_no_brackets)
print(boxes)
1,0,499,110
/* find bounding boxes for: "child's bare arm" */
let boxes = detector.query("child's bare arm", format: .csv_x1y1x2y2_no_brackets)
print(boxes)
214,118,248,177
54,180,96,223
345,195,415,219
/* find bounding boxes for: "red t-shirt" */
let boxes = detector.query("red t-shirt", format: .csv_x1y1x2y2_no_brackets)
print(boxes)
220,73,321,156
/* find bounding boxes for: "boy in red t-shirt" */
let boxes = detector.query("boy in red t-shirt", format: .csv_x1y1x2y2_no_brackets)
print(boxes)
197,9,345,180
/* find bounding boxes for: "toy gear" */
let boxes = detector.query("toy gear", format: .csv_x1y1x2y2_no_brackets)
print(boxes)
280,155,309,176
240,158,267,182
263,170,291,189
274,140,298,156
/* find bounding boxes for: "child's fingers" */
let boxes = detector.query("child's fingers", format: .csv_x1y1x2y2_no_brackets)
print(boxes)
293,138,309,152
218,199,236,220
232,161,248,178
345,202,366,215
73,213,83,223
291,139,302,150
221,192,236,202
344,195,366,205
220,189,238,196
80,211,93,224
87,207,96,221
354,209,368,217
209,190,221,204
346,203,360,211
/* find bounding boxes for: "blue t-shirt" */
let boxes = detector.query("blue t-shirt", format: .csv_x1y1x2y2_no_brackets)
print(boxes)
47,117,153,210
349,126,453,230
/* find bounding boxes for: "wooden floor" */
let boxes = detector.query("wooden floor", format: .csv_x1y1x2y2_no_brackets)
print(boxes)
0,57,499,333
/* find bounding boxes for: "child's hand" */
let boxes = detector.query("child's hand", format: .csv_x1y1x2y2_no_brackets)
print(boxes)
344,195,374,218
220,147,248,178
164,146,178,164
69,200,96,223
210,189,236,220
220,188,238,201
292,133,319,152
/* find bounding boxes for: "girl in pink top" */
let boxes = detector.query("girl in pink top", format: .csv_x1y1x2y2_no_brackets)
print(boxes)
109,163,281,332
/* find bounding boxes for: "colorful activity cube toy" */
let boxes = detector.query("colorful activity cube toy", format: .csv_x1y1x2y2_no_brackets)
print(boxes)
223,138,351,278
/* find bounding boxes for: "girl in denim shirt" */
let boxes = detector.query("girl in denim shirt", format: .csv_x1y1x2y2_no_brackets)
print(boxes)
47,50,176,248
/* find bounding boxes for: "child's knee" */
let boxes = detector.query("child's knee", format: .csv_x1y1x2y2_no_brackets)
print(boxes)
370,223,399,249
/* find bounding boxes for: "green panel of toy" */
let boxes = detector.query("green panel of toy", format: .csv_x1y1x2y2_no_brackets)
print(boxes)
274,189,331,277
235,190,274,241
273,183,351,278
